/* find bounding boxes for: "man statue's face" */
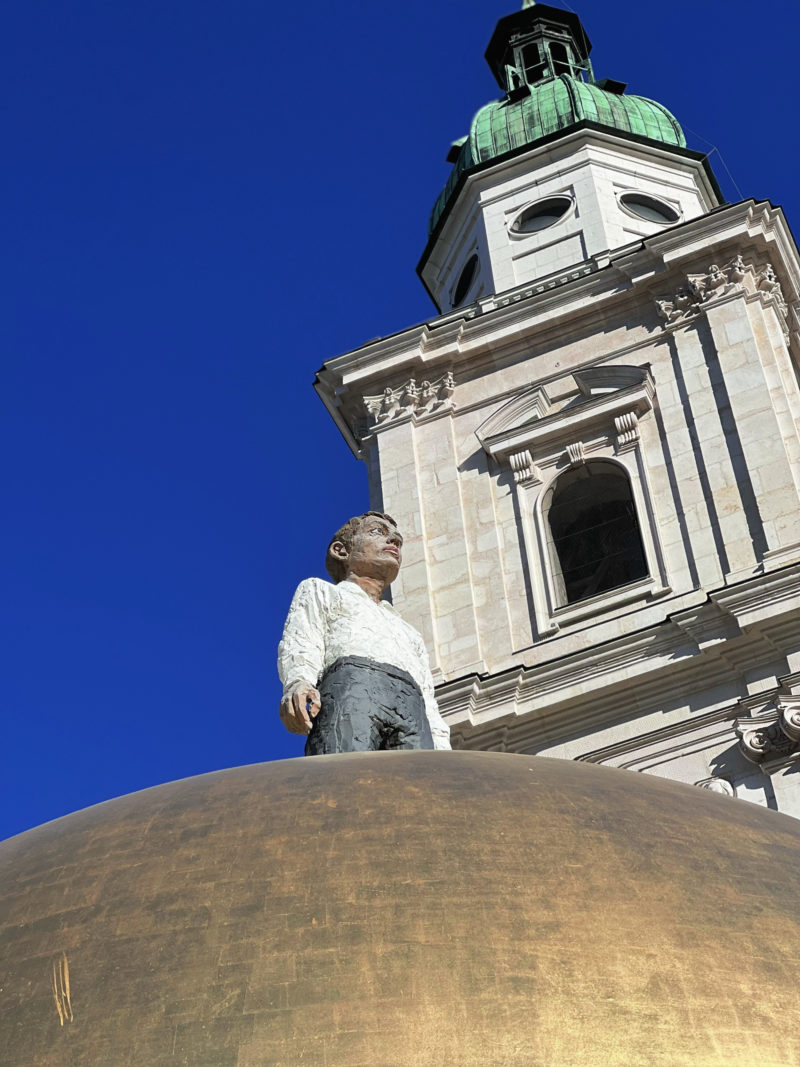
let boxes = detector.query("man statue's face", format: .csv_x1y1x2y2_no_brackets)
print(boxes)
342,517,404,584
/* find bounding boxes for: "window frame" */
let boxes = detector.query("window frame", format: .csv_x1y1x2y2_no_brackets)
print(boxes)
542,459,651,609
508,194,575,239
535,456,660,627
476,365,670,638
617,189,682,226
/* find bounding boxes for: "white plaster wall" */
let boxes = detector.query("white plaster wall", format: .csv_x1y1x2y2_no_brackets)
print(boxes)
423,129,718,309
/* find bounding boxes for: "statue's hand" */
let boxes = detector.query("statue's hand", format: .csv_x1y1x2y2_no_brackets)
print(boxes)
280,682,321,735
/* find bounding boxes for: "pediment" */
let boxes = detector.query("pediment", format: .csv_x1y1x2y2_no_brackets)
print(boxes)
475,384,553,441
574,366,649,396
476,365,654,459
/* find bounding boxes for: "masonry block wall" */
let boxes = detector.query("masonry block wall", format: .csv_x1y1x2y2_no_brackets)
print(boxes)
317,195,800,817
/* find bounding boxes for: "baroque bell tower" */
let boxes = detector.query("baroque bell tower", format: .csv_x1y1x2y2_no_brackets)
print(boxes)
315,2,800,816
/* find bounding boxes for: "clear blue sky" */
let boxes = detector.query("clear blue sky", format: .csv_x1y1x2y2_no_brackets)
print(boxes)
2,0,798,841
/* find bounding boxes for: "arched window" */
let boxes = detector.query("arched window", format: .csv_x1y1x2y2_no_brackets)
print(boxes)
549,42,572,77
544,461,648,606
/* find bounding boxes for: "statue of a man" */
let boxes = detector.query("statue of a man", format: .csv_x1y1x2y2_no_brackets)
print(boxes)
278,512,451,754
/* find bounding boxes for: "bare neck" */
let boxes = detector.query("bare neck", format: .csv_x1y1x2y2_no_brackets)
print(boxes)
344,574,388,604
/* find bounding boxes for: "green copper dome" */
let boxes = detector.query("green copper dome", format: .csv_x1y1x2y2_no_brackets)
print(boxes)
429,73,686,236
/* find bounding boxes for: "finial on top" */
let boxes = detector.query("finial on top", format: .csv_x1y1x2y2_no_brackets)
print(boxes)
521,0,536,8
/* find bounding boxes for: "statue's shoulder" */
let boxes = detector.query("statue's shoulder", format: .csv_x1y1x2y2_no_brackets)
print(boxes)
290,576,336,605
295,576,329,592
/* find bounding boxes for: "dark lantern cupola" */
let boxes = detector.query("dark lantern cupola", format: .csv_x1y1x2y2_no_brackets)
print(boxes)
485,0,596,95
418,0,721,313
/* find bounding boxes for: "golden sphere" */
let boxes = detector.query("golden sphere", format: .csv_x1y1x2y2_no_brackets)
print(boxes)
2,751,800,1065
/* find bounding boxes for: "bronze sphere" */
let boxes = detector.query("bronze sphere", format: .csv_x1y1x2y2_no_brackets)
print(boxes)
2,751,799,1065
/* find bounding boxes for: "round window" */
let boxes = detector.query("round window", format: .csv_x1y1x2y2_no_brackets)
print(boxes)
510,196,572,235
453,254,478,306
619,192,680,224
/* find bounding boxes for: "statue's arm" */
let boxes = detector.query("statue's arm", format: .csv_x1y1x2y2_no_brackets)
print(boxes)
414,633,451,751
277,579,328,735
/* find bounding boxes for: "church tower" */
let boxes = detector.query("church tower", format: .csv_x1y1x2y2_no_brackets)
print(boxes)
315,2,800,815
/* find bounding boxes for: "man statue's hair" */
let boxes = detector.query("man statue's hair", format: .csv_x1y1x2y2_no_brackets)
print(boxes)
325,511,398,583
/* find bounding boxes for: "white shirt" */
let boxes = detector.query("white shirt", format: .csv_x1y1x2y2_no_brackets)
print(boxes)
277,577,450,750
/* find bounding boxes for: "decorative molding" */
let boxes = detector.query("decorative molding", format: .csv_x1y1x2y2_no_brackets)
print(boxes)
509,449,541,485
655,284,703,326
653,255,789,331
363,371,455,429
734,676,800,769
710,561,800,628
476,365,655,461
574,366,648,396
315,198,796,462
436,576,800,749
474,385,553,440
735,713,798,765
695,777,737,797
489,262,599,311
780,696,800,743
576,708,737,769
565,441,586,467
474,364,664,640
614,411,640,452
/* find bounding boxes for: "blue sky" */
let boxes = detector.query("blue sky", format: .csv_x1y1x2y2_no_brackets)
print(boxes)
2,0,798,841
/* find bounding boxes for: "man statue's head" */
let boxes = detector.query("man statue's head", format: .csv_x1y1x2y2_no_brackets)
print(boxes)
325,512,403,586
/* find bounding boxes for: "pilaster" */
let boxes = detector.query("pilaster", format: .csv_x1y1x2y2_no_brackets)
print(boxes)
702,295,800,561
413,411,484,677
373,421,439,672
666,322,759,577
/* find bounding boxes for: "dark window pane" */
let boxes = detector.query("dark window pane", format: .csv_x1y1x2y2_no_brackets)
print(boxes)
453,255,478,306
620,193,680,224
550,42,571,77
511,196,572,234
520,42,546,83
548,466,648,605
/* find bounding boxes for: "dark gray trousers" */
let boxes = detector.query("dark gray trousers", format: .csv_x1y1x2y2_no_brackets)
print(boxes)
305,655,434,756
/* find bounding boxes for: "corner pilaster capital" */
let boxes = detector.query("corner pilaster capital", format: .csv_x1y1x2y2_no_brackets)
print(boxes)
653,253,791,336
363,370,455,432
734,676,800,769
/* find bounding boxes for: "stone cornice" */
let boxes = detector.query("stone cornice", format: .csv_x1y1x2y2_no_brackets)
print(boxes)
315,199,799,457
711,562,800,628
576,708,740,768
438,568,800,749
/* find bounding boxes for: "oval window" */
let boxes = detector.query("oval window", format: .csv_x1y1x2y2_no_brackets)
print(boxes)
510,196,572,235
619,192,680,224
453,254,478,306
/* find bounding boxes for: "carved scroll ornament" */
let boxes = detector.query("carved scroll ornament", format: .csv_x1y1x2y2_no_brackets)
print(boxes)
509,449,541,486
614,411,640,452
565,441,586,467
695,777,736,797
735,694,800,766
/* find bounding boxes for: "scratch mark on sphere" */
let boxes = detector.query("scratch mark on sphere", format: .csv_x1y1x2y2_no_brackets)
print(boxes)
51,953,73,1026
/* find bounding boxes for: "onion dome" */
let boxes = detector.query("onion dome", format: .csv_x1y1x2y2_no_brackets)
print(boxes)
429,2,686,236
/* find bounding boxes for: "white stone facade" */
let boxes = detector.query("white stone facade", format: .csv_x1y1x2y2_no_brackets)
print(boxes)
420,129,719,312
317,187,800,820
